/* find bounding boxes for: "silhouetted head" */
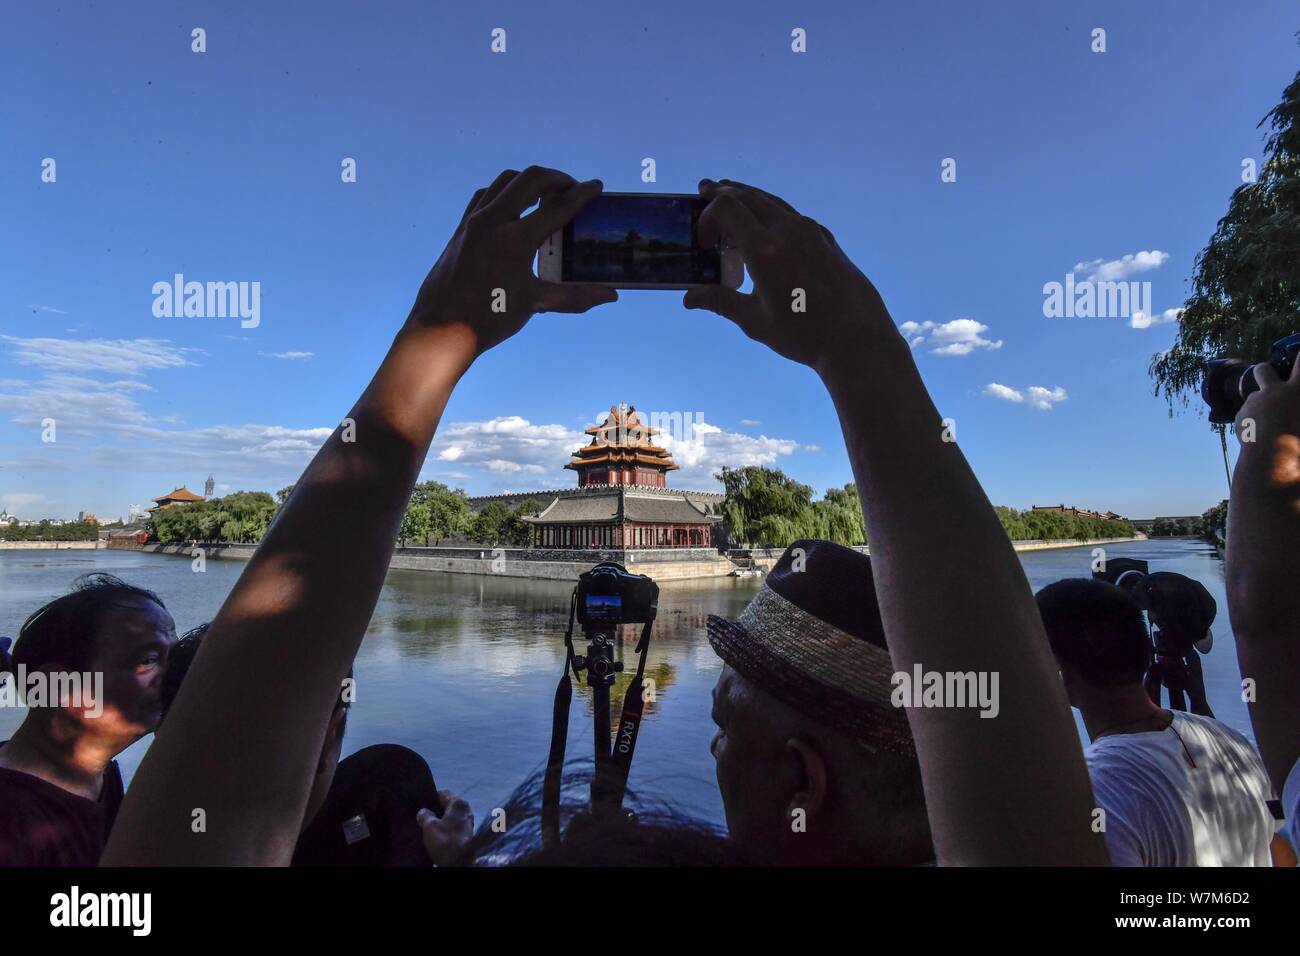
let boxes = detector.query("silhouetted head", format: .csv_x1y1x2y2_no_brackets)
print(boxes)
465,764,748,867
1035,578,1150,702
5,573,175,748
706,540,931,866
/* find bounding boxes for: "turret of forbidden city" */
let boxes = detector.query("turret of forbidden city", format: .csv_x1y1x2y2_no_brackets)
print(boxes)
523,404,721,549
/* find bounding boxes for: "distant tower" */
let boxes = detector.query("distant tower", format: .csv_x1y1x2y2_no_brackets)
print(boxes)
565,404,678,488
204,474,215,500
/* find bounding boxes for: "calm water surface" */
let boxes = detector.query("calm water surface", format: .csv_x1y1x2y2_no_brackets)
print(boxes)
0,537,1245,828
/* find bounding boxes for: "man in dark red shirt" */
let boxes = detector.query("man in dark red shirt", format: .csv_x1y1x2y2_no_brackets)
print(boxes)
0,573,175,866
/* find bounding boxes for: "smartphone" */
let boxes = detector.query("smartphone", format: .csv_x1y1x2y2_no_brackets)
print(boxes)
537,192,744,290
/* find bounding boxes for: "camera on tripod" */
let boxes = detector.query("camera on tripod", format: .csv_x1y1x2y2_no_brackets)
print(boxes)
543,562,660,841
1093,557,1217,716
1201,332,1300,424
575,562,659,631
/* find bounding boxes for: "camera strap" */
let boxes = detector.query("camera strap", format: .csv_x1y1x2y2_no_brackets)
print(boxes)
605,618,654,803
541,590,579,849
542,596,656,845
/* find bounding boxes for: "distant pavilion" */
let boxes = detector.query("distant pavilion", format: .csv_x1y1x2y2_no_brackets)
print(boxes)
146,486,205,514
523,404,720,549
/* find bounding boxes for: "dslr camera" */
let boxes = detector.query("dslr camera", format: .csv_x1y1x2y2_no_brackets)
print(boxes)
1202,332,1300,424
575,562,659,632
573,562,658,687
1093,557,1217,716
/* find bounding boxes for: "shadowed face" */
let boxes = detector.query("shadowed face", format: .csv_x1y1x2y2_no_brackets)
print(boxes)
711,661,933,866
83,597,177,741
710,664,791,859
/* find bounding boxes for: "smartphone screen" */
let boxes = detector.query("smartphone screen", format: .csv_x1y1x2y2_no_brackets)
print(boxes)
562,194,720,285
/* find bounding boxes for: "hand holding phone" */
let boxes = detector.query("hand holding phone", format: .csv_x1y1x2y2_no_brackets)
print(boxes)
683,178,897,378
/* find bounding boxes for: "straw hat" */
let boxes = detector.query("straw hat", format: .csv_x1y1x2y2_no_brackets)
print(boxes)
707,539,915,757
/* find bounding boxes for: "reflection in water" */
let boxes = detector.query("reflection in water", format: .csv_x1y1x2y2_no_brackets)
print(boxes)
0,538,1250,831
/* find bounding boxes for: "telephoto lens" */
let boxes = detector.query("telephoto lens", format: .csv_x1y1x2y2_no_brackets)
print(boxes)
1201,332,1300,424
1201,359,1259,424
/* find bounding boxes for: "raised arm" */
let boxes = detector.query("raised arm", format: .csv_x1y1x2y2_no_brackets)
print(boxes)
104,167,615,865
1226,364,1300,794
685,179,1107,865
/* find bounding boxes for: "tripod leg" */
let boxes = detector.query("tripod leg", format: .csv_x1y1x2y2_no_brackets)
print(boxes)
1185,652,1215,718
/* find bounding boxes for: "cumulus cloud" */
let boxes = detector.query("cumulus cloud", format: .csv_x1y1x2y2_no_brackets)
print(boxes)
425,412,807,490
654,419,804,486
1073,250,1169,282
898,319,1003,356
983,383,1068,410
1129,307,1182,330
0,336,811,496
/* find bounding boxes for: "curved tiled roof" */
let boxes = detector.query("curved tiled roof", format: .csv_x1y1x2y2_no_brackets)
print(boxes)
523,489,719,525
152,486,204,503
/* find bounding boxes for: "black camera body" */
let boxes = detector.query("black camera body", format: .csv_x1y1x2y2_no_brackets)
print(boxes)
1202,332,1300,424
1093,557,1149,590
1092,559,1216,648
575,562,659,631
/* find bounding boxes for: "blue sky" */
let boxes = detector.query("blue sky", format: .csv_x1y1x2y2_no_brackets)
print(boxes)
1,1,1296,522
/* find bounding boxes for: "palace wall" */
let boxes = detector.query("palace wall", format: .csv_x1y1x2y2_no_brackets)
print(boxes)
112,535,1140,580
135,542,739,581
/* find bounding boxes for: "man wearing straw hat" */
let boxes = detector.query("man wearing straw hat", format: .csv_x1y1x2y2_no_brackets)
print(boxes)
707,539,933,866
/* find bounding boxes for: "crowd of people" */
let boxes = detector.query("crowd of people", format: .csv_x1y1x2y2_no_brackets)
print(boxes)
1,168,1296,867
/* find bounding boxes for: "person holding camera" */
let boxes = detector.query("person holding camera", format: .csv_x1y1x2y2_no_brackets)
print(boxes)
104,168,618,865
1225,359,1300,860
684,179,1106,865
1035,578,1273,866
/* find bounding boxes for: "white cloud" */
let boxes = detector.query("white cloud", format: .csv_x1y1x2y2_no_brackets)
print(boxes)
738,418,761,426
898,319,1002,356
1073,250,1169,282
1,336,195,375
1129,307,1182,330
0,334,811,497
654,419,804,485
983,383,1068,410
260,351,314,360
425,412,807,491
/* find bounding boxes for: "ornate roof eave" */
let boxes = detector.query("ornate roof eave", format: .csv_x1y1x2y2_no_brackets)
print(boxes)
574,441,672,457
565,455,679,471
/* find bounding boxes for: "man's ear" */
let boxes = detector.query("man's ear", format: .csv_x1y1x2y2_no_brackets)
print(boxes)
783,737,828,822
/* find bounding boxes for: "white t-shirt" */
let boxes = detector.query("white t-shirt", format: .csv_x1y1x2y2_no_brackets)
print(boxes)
1086,711,1274,866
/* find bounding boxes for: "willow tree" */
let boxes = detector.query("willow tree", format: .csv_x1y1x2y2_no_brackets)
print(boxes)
1150,56,1300,413
715,465,819,548
715,466,866,548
